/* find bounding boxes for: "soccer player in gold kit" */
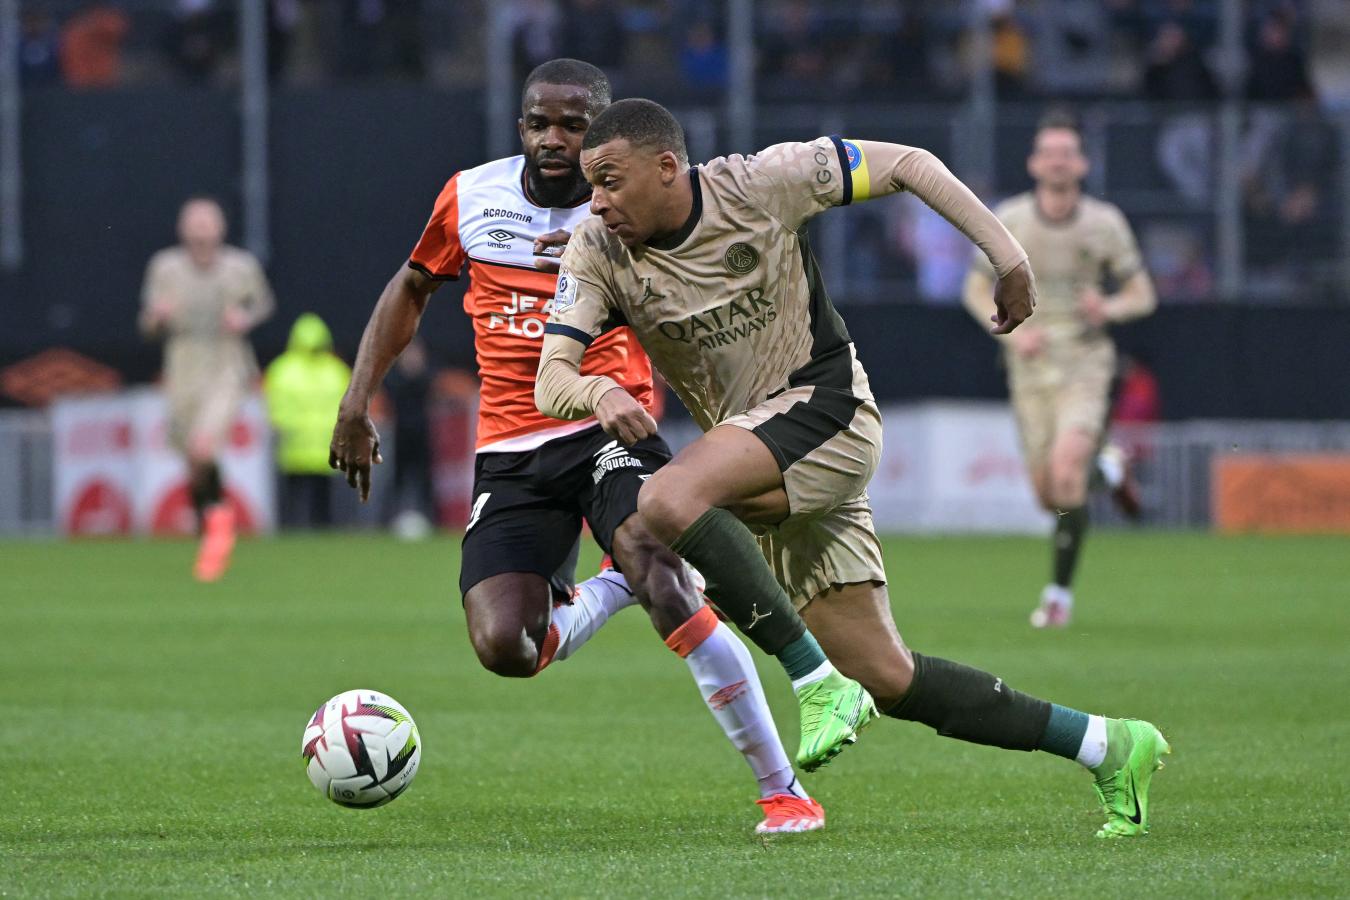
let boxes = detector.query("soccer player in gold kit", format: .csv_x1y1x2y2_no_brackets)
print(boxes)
536,98,1170,838
963,112,1157,628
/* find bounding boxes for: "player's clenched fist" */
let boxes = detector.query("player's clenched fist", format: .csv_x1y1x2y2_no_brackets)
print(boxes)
990,260,1038,335
595,387,657,446
329,401,383,502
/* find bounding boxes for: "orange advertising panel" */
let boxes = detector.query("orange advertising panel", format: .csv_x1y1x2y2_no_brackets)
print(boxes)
1212,454,1350,533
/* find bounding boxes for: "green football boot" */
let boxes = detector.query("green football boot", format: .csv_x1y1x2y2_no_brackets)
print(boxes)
794,670,878,772
1092,719,1172,838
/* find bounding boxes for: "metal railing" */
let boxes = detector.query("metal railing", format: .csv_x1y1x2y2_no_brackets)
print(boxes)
0,410,53,535
5,407,1348,536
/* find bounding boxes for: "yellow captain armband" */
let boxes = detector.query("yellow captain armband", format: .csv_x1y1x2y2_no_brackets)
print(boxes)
839,138,871,202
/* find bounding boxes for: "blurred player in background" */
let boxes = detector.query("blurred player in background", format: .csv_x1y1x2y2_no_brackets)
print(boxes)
963,111,1157,629
330,60,827,834
139,196,275,581
383,336,436,538
538,98,1170,839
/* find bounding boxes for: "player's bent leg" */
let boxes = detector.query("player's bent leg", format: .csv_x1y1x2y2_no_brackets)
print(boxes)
189,454,235,582
637,427,819,665
1034,426,1098,627
807,581,1170,834
638,425,790,544
463,573,554,678
803,582,914,708
609,515,701,638
1048,427,1095,509
610,516,820,829
637,427,873,772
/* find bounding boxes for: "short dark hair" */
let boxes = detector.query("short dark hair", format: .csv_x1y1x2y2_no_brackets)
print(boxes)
1036,108,1082,141
522,58,611,115
581,98,688,165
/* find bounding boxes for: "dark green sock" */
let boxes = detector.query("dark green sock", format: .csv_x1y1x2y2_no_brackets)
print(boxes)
778,632,829,682
885,652,1052,751
1053,506,1088,587
670,508,825,677
1038,704,1090,761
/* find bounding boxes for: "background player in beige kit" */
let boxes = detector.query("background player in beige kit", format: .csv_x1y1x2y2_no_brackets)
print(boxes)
139,196,275,581
536,98,1171,838
963,111,1157,628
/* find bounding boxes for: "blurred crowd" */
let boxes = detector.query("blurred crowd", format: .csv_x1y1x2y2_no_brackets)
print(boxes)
17,0,1348,304
20,1,1341,102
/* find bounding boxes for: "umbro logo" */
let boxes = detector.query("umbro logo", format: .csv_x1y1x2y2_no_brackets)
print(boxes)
486,229,516,243
707,680,748,710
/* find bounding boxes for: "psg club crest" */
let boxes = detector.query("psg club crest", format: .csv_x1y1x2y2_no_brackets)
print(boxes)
724,242,759,275
843,140,863,171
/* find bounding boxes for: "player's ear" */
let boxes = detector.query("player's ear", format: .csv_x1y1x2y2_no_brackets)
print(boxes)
658,151,680,185
517,118,526,143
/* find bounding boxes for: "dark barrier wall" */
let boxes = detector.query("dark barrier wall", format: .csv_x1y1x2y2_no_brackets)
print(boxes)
5,87,484,383
843,305,1350,421
4,88,1348,420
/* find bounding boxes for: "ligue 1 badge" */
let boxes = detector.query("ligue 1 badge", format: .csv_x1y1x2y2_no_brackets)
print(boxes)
555,269,577,310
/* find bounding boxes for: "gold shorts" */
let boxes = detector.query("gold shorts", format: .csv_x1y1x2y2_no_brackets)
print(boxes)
1008,341,1115,470
722,372,888,610
167,382,245,457
754,493,887,611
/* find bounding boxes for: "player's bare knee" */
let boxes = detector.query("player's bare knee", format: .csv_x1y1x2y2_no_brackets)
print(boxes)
467,622,538,678
862,645,916,709
637,472,702,544
1050,467,1087,508
464,585,547,678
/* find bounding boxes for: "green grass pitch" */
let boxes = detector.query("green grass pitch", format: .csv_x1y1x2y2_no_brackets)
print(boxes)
3,532,1346,897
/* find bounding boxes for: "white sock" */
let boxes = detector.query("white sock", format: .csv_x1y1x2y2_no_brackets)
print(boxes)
790,660,835,693
548,570,637,664
1076,714,1108,769
1097,446,1126,489
1041,583,1074,610
672,610,808,801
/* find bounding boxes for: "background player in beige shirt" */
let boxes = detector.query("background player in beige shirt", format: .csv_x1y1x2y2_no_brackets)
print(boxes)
140,196,275,580
963,112,1156,628
536,99,1171,838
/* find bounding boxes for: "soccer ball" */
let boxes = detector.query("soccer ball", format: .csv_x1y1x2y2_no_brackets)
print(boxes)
301,689,422,809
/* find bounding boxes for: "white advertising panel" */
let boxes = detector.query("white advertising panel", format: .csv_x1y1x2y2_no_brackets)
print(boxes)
53,388,274,536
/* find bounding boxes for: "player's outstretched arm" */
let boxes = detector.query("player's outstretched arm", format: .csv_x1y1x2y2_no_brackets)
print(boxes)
536,333,657,445
850,141,1036,332
330,264,441,501
1108,271,1158,322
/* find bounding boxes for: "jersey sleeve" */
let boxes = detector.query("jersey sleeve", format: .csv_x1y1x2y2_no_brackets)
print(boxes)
741,135,858,229
240,253,276,326
1103,206,1144,283
543,227,626,347
137,252,171,336
967,200,1010,279
408,173,466,280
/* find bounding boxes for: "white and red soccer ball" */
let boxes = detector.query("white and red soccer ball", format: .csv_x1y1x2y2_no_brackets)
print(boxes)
301,689,422,809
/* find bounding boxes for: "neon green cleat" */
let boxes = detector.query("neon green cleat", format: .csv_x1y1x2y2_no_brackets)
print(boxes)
1092,719,1171,838
794,671,878,772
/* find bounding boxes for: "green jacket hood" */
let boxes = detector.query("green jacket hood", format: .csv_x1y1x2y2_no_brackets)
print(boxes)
287,313,332,353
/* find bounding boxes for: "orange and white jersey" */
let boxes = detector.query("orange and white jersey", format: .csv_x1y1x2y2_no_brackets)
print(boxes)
409,156,653,452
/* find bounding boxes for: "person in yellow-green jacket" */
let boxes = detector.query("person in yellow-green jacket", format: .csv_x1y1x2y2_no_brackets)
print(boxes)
264,313,352,528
